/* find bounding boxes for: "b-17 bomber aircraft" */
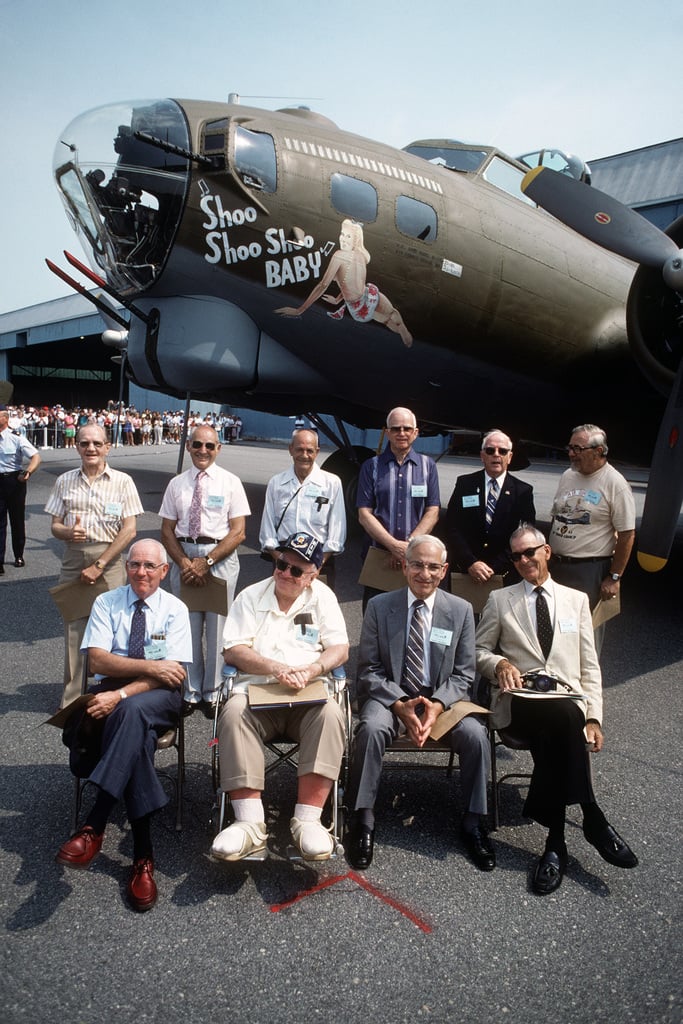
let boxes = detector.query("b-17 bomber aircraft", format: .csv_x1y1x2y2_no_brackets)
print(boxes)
46,96,683,569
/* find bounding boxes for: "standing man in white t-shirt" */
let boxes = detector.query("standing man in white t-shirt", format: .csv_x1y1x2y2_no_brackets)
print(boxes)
549,423,635,654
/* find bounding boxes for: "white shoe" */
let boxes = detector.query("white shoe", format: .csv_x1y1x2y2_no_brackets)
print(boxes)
211,821,267,861
290,817,334,861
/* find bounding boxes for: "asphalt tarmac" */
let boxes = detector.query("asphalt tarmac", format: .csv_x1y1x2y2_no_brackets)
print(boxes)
1,440,680,1024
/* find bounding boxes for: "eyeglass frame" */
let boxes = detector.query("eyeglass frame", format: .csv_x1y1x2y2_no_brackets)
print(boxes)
274,557,316,579
483,446,510,456
566,443,599,454
190,440,217,450
387,424,417,433
406,559,446,574
78,439,107,448
127,560,166,572
509,543,547,563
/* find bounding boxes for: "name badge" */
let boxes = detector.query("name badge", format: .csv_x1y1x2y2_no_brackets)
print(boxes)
104,501,123,516
207,494,225,509
412,484,427,498
558,618,577,634
585,490,601,505
145,640,168,659
299,625,320,646
430,627,453,646
305,484,323,498
462,494,480,508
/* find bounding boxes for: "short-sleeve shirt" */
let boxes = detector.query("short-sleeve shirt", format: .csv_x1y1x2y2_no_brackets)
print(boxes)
0,426,38,472
222,576,349,692
158,463,250,537
259,463,346,554
44,465,144,543
82,584,193,672
356,445,440,545
549,463,635,558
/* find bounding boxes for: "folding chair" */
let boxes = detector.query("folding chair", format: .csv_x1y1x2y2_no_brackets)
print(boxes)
489,726,532,830
71,654,185,831
210,663,351,860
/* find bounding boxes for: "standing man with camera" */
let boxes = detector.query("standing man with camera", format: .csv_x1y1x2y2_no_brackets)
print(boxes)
476,524,637,895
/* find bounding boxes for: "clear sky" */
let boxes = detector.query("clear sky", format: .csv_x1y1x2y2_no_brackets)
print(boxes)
1,0,680,313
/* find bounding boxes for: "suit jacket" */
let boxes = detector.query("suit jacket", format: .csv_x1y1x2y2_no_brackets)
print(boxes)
357,587,475,710
445,470,535,577
475,578,602,729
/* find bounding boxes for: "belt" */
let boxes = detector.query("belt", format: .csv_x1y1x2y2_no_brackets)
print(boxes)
177,535,223,545
0,471,20,477
552,554,610,564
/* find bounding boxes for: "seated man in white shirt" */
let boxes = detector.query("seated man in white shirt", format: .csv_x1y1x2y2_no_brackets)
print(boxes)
211,532,349,862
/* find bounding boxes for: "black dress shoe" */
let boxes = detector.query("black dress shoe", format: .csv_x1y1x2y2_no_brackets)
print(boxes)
583,822,638,868
532,848,567,895
462,826,496,871
14,557,25,567
346,823,374,870
201,699,219,720
181,700,197,717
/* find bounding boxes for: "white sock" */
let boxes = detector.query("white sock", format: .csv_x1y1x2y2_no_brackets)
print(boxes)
293,803,322,822
231,798,265,823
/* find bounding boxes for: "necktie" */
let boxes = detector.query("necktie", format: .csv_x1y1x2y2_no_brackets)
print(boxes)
402,600,427,696
485,478,499,529
128,599,147,659
188,470,207,538
534,587,553,660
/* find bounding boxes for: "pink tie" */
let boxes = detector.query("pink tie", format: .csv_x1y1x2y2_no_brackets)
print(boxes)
188,471,206,538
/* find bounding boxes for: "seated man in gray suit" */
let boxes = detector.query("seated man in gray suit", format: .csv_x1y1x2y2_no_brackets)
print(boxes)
345,535,493,872
476,524,637,895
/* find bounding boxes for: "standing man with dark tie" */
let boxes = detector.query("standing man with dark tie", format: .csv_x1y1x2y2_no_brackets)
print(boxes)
476,524,638,895
446,429,535,586
45,423,143,705
54,538,192,912
160,423,250,716
345,535,493,872
0,404,41,574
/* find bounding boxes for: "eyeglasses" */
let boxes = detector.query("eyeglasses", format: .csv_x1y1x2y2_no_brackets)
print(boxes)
388,425,416,433
483,446,510,456
191,440,217,450
566,444,597,454
78,440,106,448
406,560,444,573
509,543,546,563
127,561,165,572
274,557,315,578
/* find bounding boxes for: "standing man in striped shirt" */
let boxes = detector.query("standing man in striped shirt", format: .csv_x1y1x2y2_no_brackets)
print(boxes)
356,407,441,611
45,423,144,705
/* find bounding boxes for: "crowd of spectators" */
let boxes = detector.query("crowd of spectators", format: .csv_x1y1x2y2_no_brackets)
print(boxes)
2,404,243,449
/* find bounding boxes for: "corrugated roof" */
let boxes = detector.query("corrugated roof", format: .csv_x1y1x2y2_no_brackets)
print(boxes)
589,138,683,206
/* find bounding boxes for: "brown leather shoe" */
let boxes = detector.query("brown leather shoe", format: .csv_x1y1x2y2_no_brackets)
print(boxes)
127,858,157,912
55,826,104,869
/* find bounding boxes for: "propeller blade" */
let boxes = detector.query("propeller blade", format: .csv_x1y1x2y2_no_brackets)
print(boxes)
637,355,683,571
522,166,679,268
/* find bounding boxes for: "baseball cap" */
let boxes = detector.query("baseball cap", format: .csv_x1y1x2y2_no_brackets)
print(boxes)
276,532,324,569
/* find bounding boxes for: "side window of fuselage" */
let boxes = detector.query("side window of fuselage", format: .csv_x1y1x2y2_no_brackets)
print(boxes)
330,173,378,222
395,195,437,242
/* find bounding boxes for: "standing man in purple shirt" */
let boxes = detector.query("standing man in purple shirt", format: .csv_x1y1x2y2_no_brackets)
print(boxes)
356,407,441,611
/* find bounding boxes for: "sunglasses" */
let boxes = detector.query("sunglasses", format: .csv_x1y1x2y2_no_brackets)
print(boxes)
483,446,510,456
509,543,546,562
388,425,416,433
274,557,314,578
78,440,106,448
191,440,217,450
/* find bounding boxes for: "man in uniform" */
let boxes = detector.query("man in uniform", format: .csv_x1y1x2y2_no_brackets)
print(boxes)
0,404,41,573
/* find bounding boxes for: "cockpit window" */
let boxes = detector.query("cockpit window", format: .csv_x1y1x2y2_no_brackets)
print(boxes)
403,143,489,173
53,99,190,293
234,126,277,193
330,174,378,222
481,156,535,206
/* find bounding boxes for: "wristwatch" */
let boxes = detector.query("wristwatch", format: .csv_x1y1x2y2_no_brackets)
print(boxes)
609,572,621,581
95,559,106,571
206,556,215,567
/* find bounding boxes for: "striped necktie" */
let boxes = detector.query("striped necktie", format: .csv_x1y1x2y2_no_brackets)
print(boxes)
402,600,427,696
485,478,499,529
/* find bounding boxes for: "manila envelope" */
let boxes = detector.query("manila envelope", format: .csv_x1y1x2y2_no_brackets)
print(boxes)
429,700,490,741
49,577,109,622
248,679,328,710
358,547,405,592
450,573,504,614
592,592,621,629
180,574,229,615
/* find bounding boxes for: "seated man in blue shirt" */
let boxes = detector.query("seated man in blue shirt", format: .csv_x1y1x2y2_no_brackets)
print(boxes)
54,539,192,912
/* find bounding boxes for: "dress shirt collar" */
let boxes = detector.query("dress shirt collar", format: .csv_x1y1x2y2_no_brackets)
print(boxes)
484,470,507,490
124,584,164,612
406,588,437,615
